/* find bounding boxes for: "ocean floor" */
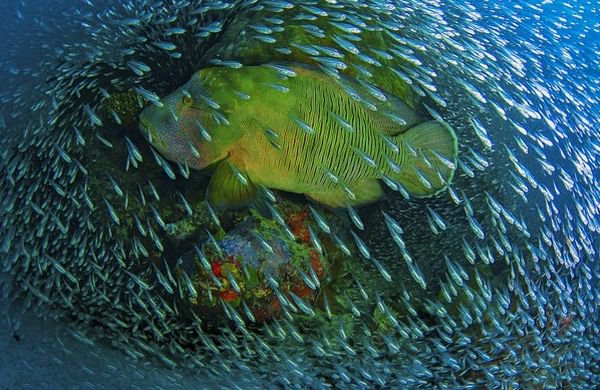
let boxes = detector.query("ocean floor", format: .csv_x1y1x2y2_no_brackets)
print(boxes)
0,301,217,389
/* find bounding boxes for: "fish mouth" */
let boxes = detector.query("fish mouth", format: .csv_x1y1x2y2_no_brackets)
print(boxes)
138,118,155,142
138,117,151,131
138,118,170,155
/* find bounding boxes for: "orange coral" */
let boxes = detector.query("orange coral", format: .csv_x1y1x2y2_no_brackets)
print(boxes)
220,290,239,302
288,210,310,243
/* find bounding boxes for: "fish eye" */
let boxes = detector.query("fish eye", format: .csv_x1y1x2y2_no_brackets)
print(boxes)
182,95,193,106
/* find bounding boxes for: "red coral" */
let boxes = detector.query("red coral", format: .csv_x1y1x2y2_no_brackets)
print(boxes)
309,249,325,280
270,297,281,312
288,210,310,243
211,262,222,278
220,290,239,302
292,283,314,301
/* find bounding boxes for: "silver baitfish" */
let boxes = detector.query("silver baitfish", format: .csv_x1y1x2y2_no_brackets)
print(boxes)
0,0,597,389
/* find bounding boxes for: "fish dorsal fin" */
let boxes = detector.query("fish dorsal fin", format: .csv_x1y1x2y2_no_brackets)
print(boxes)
206,160,256,209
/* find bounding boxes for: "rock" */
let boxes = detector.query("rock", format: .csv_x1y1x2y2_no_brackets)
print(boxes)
173,202,335,326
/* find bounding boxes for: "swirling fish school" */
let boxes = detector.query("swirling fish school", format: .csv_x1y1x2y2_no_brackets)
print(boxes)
0,0,597,388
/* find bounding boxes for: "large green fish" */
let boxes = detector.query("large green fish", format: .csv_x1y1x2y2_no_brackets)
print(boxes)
139,65,458,208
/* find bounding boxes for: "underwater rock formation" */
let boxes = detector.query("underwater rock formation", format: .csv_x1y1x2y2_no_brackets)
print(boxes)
171,203,335,326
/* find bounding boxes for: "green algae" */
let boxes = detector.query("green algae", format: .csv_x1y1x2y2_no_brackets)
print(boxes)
98,91,148,129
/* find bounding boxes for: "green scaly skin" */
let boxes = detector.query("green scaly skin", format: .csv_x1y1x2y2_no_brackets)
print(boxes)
140,65,457,208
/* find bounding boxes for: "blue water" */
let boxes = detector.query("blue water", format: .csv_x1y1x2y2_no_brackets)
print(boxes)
0,1,598,388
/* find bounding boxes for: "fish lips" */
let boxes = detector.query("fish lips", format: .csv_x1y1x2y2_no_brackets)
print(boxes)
138,117,171,155
138,117,156,143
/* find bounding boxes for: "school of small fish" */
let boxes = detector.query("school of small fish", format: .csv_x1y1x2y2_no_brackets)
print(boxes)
0,0,598,388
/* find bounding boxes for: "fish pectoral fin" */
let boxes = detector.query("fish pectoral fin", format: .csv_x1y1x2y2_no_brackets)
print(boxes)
206,160,256,209
307,179,383,208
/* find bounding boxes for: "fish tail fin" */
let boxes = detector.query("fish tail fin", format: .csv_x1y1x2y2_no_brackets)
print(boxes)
392,120,458,197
